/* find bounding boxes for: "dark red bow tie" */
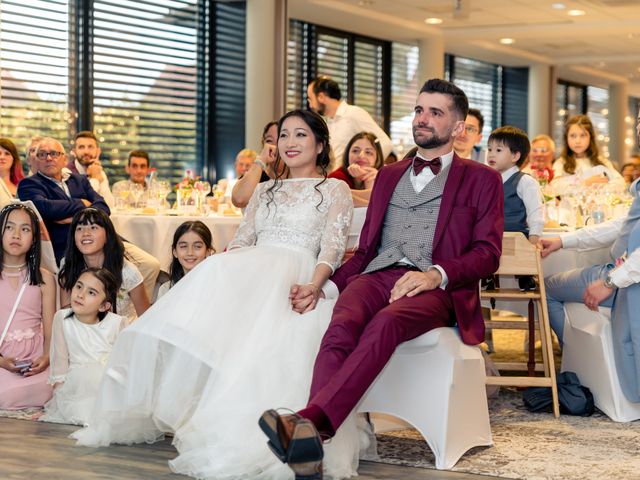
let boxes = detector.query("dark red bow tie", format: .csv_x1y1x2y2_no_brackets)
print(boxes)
413,157,441,176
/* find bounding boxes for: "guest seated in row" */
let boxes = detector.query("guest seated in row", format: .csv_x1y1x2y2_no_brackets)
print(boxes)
112,150,151,206
40,268,125,425
157,220,214,299
453,107,486,163
551,114,623,194
487,126,543,291
225,148,257,199
0,138,25,208
621,159,640,185
329,131,384,207
522,134,555,182
58,209,150,325
0,204,56,410
17,137,110,265
231,121,279,208
67,131,115,209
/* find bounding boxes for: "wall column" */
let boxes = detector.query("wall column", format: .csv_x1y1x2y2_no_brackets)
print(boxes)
245,0,287,150
527,63,552,138
609,82,629,166
417,35,444,82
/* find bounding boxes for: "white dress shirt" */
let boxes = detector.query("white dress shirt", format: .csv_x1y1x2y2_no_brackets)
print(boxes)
326,101,393,169
322,150,453,299
73,159,115,208
502,166,544,237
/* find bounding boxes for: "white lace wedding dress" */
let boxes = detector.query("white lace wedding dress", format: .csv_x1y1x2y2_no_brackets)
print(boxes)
72,178,359,480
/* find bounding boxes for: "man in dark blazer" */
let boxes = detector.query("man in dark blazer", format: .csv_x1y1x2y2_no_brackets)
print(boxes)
17,137,110,264
261,79,504,477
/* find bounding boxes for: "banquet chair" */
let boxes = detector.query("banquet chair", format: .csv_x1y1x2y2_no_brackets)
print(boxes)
562,303,640,422
357,327,492,470
342,207,367,263
481,232,560,417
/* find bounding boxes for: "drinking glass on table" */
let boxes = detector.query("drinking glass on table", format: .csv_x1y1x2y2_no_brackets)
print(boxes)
194,180,211,214
112,182,131,210
129,183,144,209
154,180,171,211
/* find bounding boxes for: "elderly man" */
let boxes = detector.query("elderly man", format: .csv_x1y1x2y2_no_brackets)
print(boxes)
453,108,486,162
17,137,110,264
541,111,640,403
307,76,392,169
523,134,555,181
67,131,115,208
261,79,503,477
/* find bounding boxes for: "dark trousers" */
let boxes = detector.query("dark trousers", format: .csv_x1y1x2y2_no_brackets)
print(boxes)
307,266,454,433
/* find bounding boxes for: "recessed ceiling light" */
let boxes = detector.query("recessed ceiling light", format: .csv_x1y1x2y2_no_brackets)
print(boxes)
552,3,566,9
500,38,515,45
425,17,443,24
568,9,586,16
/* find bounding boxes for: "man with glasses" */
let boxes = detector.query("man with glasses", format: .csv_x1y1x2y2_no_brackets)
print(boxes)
523,134,555,182
453,108,486,163
17,137,110,264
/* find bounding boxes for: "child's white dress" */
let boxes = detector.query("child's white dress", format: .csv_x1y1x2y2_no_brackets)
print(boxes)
40,309,126,426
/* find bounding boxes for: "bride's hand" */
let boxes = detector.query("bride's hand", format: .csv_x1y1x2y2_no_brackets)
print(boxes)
289,283,323,314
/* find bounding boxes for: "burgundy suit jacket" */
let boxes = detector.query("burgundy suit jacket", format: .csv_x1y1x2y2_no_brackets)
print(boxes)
330,152,504,345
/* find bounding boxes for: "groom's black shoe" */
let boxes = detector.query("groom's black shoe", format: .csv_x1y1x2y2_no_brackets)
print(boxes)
259,409,324,479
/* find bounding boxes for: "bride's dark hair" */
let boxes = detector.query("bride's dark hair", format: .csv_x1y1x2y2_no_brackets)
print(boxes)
265,109,330,210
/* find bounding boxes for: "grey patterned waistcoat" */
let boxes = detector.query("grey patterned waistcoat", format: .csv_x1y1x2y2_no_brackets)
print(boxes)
363,164,450,274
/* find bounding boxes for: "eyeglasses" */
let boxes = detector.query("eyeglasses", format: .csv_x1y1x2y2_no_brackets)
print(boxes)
36,151,64,160
464,126,479,134
531,148,550,154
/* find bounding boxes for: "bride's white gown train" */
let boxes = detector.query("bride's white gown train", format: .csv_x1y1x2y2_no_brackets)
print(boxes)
72,178,359,479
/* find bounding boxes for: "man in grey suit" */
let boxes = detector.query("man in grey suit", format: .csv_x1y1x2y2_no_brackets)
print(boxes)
541,110,640,402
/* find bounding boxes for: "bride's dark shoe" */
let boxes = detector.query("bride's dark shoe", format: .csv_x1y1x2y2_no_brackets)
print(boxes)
259,409,324,479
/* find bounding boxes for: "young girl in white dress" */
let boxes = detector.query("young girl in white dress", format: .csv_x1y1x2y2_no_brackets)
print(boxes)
40,268,126,425
73,110,358,480
58,208,150,324
156,221,214,299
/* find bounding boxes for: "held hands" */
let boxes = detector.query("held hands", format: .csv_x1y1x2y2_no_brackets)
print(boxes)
24,354,49,377
538,236,562,258
259,144,277,166
583,279,614,311
347,164,378,187
389,269,442,303
290,283,325,314
0,356,19,373
86,160,104,180
584,175,608,187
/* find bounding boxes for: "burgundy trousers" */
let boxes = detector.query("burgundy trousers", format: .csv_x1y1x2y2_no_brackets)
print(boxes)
306,266,454,434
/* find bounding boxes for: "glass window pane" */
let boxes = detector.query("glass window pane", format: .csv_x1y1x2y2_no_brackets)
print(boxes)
587,86,610,159
353,41,383,125
390,42,418,158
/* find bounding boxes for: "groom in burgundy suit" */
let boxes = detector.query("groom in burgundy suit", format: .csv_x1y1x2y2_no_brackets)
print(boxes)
260,78,503,478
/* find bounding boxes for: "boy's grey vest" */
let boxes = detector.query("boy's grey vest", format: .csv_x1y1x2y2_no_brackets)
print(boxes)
503,171,528,236
364,164,450,274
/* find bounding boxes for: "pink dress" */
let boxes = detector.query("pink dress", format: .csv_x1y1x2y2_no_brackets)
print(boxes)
0,271,53,409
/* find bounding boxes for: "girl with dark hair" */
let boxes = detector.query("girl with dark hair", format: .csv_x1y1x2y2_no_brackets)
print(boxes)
74,109,358,480
59,208,150,324
40,267,126,425
551,114,623,194
0,138,26,208
329,131,385,207
0,203,56,409
157,220,214,298
231,120,282,208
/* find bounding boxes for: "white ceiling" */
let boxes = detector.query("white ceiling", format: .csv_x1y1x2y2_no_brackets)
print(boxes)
289,0,640,94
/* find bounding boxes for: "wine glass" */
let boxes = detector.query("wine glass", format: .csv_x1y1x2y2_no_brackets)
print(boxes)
129,183,144,209
112,182,131,211
155,180,171,211
194,180,211,214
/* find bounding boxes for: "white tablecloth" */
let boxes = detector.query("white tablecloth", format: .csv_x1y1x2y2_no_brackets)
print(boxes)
111,213,243,269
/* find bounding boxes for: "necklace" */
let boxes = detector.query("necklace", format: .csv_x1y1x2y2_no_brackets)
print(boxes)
3,262,26,269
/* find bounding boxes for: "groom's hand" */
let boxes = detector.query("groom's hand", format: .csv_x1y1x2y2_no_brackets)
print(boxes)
389,269,442,303
289,284,324,314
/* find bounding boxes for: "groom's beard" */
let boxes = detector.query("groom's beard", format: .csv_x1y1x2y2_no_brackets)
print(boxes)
413,125,452,150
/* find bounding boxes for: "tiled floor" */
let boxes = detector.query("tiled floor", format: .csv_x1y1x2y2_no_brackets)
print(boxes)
0,417,498,479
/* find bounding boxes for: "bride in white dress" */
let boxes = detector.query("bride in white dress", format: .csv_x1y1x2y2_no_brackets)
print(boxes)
72,110,359,479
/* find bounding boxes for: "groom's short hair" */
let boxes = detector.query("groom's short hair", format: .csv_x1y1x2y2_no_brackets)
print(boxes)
420,78,469,121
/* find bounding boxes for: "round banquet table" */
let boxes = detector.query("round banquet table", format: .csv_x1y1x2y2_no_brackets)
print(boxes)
111,212,243,269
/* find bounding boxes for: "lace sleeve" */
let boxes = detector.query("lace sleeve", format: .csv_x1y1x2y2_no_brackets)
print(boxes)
227,183,264,250
316,180,354,272
48,310,70,385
